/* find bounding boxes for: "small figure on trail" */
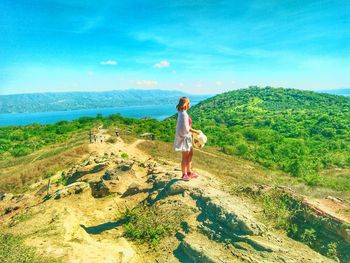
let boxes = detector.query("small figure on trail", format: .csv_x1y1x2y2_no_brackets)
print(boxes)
89,130,93,144
174,97,201,181
94,135,97,143
99,135,104,143
115,131,120,137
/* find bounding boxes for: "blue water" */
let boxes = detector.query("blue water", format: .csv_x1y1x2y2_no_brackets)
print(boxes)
0,104,184,126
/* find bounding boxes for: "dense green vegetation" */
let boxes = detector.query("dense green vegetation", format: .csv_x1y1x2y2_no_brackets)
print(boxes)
187,87,350,185
1,87,349,190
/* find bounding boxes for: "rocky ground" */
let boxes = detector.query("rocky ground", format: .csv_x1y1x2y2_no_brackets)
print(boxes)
0,131,349,263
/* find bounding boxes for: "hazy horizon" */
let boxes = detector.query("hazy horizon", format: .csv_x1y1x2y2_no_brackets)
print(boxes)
1,86,350,96
1,1,349,95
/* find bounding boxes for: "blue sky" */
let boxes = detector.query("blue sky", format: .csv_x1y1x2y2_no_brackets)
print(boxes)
0,0,349,95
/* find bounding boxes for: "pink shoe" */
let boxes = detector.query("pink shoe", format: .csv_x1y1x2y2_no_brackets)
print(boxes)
187,172,199,178
181,173,191,181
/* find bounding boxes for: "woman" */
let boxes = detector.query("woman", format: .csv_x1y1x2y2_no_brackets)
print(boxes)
174,97,201,180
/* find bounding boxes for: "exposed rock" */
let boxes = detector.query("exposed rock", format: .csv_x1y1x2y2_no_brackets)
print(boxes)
103,168,120,181
326,196,345,204
119,164,133,171
148,191,159,202
193,189,266,236
1,193,14,202
177,233,237,263
240,184,272,196
147,167,163,175
148,172,178,190
35,185,49,196
86,157,96,165
122,183,144,197
11,194,25,202
29,181,42,190
242,235,284,252
4,206,20,214
164,180,193,196
94,157,108,164
89,180,111,198
51,182,90,200
66,163,108,185
102,164,135,181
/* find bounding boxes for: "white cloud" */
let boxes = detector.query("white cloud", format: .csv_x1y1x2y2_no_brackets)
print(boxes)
215,81,223,86
131,79,158,87
100,60,118,65
195,81,203,88
154,60,170,68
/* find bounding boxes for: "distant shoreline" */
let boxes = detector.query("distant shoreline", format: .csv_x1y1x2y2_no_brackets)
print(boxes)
0,103,189,127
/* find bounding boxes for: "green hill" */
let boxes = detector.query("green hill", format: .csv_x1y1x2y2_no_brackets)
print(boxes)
186,87,350,185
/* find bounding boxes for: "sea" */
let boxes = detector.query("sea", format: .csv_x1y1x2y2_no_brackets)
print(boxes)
0,103,190,127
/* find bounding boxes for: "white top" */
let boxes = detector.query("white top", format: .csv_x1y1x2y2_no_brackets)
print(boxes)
173,110,191,151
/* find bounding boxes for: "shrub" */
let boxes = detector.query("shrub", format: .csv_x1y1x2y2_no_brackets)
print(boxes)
236,143,248,156
118,204,185,247
121,153,129,159
261,193,292,230
106,137,117,144
56,173,68,186
326,242,338,260
302,173,321,186
10,146,32,157
300,228,317,246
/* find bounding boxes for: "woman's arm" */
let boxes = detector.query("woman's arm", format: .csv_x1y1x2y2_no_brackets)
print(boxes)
190,127,201,134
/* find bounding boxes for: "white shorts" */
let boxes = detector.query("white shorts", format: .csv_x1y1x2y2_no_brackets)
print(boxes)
174,134,192,152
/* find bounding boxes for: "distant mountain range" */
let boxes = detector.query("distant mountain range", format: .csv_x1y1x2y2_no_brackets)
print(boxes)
0,89,211,114
318,88,350,96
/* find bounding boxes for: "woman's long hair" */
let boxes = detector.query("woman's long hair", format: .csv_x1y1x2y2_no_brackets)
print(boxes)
176,97,190,111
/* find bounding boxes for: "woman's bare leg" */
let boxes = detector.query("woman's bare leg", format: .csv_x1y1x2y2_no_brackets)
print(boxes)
182,151,189,175
187,147,193,173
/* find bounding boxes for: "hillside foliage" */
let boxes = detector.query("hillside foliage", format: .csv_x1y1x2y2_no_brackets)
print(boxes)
187,87,350,182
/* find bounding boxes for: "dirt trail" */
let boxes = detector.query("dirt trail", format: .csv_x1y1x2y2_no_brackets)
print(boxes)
0,132,347,262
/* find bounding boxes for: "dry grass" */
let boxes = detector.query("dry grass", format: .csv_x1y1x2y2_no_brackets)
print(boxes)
0,134,89,192
120,134,138,144
105,127,137,144
137,140,277,185
137,140,350,201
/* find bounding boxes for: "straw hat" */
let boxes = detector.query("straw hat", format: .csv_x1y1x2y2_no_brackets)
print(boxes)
193,131,207,149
